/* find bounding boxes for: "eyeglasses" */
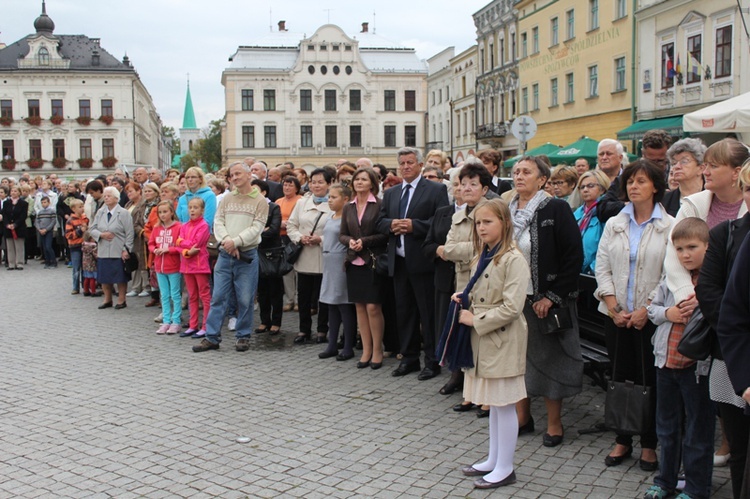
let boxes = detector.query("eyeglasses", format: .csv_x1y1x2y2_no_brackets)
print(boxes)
579,183,599,190
671,158,695,167
423,174,439,180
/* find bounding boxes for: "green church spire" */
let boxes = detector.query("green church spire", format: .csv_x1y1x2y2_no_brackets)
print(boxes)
182,78,197,129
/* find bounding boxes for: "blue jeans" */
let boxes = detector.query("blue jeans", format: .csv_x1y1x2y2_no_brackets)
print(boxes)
40,230,55,265
654,364,714,499
204,248,259,344
157,272,182,325
70,248,82,291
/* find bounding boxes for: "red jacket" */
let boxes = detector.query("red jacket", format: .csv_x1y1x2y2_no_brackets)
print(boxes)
177,218,211,274
148,221,182,274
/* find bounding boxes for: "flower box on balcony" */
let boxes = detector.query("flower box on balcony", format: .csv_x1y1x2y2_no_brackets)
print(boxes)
27,158,44,169
50,115,64,125
0,116,12,127
1,158,17,170
76,116,92,126
99,115,114,126
77,158,94,168
52,157,67,168
25,116,42,126
102,156,118,168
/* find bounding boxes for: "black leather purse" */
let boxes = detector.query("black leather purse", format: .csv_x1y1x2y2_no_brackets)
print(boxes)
604,334,655,436
541,306,573,334
677,309,712,360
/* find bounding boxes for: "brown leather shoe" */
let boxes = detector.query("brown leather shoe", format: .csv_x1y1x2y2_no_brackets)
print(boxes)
145,299,159,307
473,471,516,489
461,466,486,477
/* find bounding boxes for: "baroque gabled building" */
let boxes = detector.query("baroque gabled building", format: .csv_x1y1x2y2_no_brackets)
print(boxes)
0,2,164,176
221,22,428,168
473,0,521,159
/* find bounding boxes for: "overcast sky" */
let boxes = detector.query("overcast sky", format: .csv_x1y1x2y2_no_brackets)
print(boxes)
3,0,488,136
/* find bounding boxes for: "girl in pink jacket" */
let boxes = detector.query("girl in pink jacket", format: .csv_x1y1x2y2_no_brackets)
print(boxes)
149,201,183,335
177,197,211,338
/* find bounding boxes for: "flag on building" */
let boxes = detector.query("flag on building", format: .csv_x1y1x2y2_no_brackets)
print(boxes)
665,47,676,77
688,54,702,79
676,54,682,74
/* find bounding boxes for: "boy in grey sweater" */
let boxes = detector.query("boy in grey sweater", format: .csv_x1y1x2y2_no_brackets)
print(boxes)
35,196,57,268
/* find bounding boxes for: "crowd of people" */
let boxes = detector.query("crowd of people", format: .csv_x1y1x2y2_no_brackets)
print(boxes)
3,131,750,497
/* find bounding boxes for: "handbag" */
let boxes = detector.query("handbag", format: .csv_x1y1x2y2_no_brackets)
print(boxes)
259,246,293,277
604,334,655,436
206,234,220,258
123,250,139,274
540,306,573,334
285,211,324,264
677,309,712,360
368,250,389,275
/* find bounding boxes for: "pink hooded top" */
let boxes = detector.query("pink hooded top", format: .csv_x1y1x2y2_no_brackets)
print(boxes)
177,217,211,274
148,221,182,275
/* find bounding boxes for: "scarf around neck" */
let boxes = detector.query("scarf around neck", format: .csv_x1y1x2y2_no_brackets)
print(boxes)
510,190,547,240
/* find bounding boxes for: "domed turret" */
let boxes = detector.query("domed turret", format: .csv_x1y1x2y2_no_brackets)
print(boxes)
34,1,55,35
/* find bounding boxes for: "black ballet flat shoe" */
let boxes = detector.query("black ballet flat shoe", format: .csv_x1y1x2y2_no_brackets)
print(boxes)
114,302,127,310
336,352,354,361
476,407,490,418
518,416,535,436
542,432,564,447
318,350,337,359
604,446,633,467
293,334,309,344
98,302,113,309
453,402,475,412
639,458,659,472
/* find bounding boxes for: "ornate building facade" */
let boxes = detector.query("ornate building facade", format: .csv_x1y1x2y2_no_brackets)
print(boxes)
624,0,750,145
473,0,521,159
0,3,164,176
221,22,427,167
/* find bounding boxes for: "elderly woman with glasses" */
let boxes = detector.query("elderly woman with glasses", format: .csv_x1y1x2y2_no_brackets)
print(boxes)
573,170,611,275
662,138,707,217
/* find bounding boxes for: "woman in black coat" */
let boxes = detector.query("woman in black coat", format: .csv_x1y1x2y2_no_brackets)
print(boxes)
697,163,750,499
253,180,284,335
2,186,29,270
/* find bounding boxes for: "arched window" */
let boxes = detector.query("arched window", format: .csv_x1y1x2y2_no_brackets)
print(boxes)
38,47,50,66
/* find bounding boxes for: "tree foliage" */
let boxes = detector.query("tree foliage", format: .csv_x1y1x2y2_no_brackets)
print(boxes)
162,125,181,157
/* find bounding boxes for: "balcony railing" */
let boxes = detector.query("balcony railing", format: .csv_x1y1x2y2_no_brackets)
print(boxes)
477,122,508,139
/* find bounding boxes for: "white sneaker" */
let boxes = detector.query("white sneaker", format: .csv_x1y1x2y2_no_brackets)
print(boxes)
714,453,730,467
138,290,150,297
154,313,163,323
228,317,237,331
126,291,138,297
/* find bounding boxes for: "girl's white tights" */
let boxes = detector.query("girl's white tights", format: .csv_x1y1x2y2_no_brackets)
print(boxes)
472,404,518,483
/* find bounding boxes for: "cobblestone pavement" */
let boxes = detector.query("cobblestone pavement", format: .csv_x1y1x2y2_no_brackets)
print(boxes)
1,263,733,498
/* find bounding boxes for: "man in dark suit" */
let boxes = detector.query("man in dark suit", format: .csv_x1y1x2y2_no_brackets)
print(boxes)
248,159,283,201
478,149,513,195
377,147,449,380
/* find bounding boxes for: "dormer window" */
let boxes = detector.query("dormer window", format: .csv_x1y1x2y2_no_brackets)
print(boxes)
38,46,50,66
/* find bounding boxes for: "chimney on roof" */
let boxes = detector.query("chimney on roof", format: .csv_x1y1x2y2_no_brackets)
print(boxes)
92,49,100,66
361,22,369,33
278,20,287,32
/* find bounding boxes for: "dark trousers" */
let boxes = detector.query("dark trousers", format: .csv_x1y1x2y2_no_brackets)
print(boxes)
40,230,56,266
654,365,714,498
380,274,400,353
393,256,436,366
604,318,658,449
257,276,283,327
718,402,750,499
297,273,328,335
327,303,357,356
